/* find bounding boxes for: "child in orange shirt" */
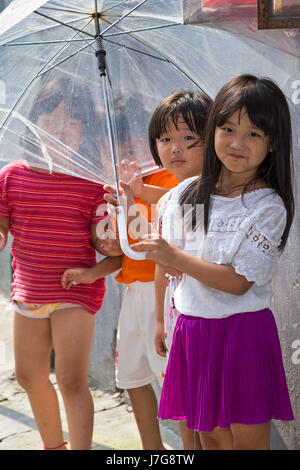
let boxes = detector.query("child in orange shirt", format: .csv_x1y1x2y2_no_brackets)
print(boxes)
63,90,211,450
63,168,177,451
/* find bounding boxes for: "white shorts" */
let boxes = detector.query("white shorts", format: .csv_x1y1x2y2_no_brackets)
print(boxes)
115,281,166,390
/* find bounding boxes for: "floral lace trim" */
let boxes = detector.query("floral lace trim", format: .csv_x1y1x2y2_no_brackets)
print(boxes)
208,215,245,233
246,224,275,256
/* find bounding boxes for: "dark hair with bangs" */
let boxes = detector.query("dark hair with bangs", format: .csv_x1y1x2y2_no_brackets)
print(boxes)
148,90,212,166
180,74,294,252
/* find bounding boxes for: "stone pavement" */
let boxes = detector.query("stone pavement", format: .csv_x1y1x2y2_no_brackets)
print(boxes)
0,290,182,451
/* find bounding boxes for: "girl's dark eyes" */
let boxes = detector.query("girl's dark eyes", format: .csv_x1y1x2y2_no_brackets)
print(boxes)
249,131,260,138
220,127,261,138
159,135,195,142
220,127,232,133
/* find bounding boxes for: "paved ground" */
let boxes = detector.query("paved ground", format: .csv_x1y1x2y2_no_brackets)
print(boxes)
0,290,182,451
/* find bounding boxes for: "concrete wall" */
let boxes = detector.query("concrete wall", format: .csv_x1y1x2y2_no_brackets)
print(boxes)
0,235,12,296
271,220,300,450
89,272,125,390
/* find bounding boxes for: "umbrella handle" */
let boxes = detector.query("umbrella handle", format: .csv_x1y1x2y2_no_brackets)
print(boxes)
116,206,147,261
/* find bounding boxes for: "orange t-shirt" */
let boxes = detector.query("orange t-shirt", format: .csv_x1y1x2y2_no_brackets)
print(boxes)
115,169,178,284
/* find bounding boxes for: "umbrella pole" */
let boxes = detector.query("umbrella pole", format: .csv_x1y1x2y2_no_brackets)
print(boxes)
94,5,146,261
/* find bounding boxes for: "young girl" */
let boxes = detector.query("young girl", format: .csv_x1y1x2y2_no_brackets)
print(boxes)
0,77,121,450
132,75,295,450
146,91,212,357
79,90,212,450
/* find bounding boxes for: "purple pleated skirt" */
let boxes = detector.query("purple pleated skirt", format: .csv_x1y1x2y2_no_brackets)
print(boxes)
158,309,294,432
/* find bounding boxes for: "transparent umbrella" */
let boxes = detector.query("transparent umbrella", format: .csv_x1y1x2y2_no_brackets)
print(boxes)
0,0,299,259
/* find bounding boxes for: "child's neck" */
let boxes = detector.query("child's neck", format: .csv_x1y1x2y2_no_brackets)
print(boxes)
177,172,202,183
215,170,268,197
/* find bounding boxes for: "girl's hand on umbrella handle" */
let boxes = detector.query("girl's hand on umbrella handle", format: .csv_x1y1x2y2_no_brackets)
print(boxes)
104,184,119,207
107,201,120,219
104,181,135,208
131,234,176,267
104,181,135,224
119,180,135,212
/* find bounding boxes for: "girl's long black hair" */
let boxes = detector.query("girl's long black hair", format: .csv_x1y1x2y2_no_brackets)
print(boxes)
180,74,294,252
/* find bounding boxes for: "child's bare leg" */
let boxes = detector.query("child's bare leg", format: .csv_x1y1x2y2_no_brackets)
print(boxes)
128,384,165,450
179,421,202,450
231,422,271,450
51,307,95,450
14,313,66,449
200,427,233,450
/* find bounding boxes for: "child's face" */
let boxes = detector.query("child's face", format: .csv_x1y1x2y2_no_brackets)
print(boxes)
155,114,204,182
214,107,271,181
36,100,83,156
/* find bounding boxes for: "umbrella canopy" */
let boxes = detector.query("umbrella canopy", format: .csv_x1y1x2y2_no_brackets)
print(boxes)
0,0,298,188
182,0,300,58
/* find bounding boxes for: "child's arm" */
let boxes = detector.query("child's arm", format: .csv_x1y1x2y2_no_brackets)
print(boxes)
131,236,253,296
154,264,168,357
120,159,170,204
61,255,122,290
90,223,123,256
134,184,170,205
0,216,9,252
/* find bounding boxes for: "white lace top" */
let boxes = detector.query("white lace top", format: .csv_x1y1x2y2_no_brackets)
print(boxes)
163,177,287,319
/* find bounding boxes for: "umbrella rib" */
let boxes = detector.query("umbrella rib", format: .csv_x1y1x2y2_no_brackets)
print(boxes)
40,5,91,15
0,21,95,132
101,0,148,36
104,22,181,38
36,40,97,77
1,16,91,46
114,30,205,91
102,37,167,62
4,38,95,46
101,0,131,14
34,10,95,38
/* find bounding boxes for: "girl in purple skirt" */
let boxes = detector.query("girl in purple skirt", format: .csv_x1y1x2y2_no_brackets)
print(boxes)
132,74,295,450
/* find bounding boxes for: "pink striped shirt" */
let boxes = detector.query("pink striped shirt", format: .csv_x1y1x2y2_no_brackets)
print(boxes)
0,162,106,314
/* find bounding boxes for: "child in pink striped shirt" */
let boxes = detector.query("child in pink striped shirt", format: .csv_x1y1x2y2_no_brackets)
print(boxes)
0,78,121,450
